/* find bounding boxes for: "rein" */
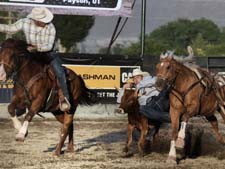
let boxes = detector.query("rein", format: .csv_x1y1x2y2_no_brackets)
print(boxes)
0,58,30,80
170,75,206,105
162,61,206,106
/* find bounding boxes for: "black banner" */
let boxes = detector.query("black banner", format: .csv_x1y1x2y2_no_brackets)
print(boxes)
0,0,132,17
1,0,120,9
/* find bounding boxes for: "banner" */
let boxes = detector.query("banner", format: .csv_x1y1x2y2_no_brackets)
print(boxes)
0,0,133,17
65,64,139,89
65,64,139,101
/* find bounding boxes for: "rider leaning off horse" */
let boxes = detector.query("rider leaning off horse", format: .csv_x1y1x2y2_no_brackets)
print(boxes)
117,68,170,138
0,7,71,111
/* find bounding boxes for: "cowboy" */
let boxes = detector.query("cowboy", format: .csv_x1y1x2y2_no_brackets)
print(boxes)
0,7,70,111
117,68,170,137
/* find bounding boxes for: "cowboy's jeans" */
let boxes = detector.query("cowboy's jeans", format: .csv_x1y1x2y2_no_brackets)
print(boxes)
139,102,170,123
49,53,70,100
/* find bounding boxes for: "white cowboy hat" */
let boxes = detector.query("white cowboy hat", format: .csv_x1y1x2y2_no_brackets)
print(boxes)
132,68,149,77
27,7,53,23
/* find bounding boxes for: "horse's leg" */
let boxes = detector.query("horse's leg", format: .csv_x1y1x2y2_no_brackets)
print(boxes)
218,105,225,123
67,106,77,153
8,95,22,131
54,113,73,152
67,123,74,152
54,111,75,153
123,123,134,153
15,96,42,141
167,107,180,164
152,123,161,144
137,119,148,156
176,113,189,149
206,115,225,144
54,112,74,156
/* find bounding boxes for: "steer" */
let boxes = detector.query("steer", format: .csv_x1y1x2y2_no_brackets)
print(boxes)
117,88,161,156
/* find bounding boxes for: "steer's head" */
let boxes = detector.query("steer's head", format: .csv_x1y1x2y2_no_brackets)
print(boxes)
118,88,139,114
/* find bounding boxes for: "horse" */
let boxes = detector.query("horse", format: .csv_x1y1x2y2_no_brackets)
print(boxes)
156,52,225,163
116,88,161,156
0,39,94,156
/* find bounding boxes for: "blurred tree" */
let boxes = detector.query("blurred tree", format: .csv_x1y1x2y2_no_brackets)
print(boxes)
191,33,208,56
191,18,221,44
121,18,223,56
205,43,225,56
99,44,127,55
53,15,95,52
150,18,192,53
0,11,7,41
0,11,24,41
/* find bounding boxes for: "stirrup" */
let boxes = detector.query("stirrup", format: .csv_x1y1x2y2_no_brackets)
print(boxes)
59,97,71,111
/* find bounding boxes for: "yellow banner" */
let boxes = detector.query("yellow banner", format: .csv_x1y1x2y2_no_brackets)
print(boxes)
0,79,13,89
66,65,120,89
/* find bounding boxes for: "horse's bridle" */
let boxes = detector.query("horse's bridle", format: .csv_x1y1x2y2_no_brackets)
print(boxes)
158,60,206,106
0,55,30,80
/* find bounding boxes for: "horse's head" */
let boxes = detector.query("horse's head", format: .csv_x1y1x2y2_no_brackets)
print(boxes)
156,52,180,89
118,88,139,114
0,39,28,81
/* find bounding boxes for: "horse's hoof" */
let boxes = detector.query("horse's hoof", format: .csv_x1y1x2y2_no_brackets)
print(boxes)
122,147,128,153
138,146,145,157
121,151,133,158
175,137,185,150
25,131,28,138
65,148,74,153
138,151,145,157
15,133,25,142
166,156,177,164
53,151,61,157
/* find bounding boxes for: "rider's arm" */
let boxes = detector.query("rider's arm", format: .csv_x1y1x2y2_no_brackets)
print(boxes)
116,88,124,104
37,23,56,52
137,76,157,89
0,19,23,34
137,76,159,105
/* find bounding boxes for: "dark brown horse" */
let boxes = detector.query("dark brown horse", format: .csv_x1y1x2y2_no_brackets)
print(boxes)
117,88,160,156
156,53,225,163
0,39,94,156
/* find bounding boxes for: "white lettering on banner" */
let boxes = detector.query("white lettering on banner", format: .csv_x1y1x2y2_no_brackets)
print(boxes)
0,0,132,17
106,92,115,98
63,0,90,5
122,72,133,83
97,92,116,98
92,0,100,5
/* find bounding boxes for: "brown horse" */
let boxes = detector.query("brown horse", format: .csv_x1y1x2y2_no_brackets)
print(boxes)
0,39,94,156
156,53,225,163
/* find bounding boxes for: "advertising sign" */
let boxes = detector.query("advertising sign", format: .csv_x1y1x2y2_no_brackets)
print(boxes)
0,0,132,17
65,65,139,89
1,0,122,10
65,65,139,100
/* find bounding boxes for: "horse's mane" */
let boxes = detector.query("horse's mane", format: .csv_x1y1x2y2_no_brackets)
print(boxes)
161,56,184,70
1,39,35,64
1,38,28,51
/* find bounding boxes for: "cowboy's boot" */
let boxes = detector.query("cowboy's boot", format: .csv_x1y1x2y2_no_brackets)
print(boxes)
58,87,71,112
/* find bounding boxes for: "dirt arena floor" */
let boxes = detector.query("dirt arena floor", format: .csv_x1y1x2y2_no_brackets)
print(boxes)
1,114,225,169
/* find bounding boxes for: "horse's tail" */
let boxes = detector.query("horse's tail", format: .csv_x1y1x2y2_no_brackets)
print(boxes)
76,75,97,105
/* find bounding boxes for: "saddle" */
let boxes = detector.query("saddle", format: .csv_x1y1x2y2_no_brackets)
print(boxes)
24,65,71,112
187,66,207,87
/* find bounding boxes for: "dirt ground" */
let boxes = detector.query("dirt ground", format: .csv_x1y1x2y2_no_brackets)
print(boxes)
1,115,225,169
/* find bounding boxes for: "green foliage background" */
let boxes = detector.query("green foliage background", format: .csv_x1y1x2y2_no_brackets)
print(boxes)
53,15,94,52
112,18,225,57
